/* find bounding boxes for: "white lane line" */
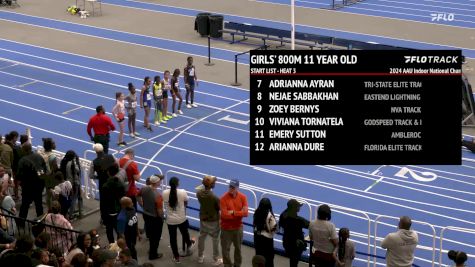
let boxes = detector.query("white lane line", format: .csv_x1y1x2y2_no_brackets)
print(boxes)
62,106,83,114
0,63,17,70
364,176,385,192
15,80,37,87
140,97,249,175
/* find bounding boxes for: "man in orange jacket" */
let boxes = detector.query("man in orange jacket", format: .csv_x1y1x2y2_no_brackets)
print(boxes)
220,179,248,267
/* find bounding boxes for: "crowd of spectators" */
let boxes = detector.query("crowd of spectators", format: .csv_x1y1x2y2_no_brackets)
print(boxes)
0,116,471,267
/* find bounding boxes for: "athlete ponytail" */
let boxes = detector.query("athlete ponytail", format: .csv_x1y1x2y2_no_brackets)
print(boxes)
338,228,349,262
169,177,179,210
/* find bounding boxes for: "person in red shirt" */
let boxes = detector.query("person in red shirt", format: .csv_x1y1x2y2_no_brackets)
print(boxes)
87,105,116,154
118,148,141,210
220,179,248,267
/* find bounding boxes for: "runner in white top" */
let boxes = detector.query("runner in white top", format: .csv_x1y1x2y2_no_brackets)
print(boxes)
112,92,127,146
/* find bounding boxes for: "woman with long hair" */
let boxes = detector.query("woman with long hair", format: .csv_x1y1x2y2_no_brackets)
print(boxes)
112,92,127,146
152,75,164,125
161,70,173,121
163,177,195,263
170,69,183,117
334,228,355,267
253,198,277,267
65,232,93,265
125,83,140,138
140,76,153,131
60,150,82,219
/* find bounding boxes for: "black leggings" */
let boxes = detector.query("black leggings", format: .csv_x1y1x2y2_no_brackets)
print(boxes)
167,220,192,258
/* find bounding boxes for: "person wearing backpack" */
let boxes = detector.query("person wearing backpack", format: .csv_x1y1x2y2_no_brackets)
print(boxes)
118,149,141,210
39,138,59,209
102,163,126,244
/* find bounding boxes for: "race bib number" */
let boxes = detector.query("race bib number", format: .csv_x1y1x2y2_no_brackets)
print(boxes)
146,93,152,101
174,82,179,88
189,67,195,76
131,102,137,109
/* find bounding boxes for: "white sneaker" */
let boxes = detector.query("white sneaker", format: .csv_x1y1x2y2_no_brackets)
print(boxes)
198,256,204,264
212,258,223,266
192,103,198,108
172,113,177,117
130,133,135,138
178,110,183,115
154,121,160,126
186,104,192,109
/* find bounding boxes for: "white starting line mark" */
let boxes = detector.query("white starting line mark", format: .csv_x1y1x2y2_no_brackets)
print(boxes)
62,106,83,114
17,80,38,88
218,115,250,125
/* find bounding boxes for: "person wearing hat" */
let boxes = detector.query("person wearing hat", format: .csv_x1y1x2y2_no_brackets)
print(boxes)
220,178,248,267
309,204,338,267
196,175,222,265
137,174,164,260
279,199,310,267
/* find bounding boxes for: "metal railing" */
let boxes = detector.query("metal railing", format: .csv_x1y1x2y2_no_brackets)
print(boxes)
2,211,81,254
231,45,268,86
374,215,436,267
439,226,475,267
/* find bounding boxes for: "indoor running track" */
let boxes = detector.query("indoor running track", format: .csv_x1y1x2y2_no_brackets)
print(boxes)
0,40,474,266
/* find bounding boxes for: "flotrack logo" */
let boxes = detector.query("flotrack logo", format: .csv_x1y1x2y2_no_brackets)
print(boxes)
431,13,455,22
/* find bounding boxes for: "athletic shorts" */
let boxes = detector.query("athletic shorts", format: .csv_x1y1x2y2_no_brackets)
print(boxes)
144,100,152,108
163,91,169,98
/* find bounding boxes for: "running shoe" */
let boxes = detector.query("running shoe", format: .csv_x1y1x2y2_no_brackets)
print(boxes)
154,121,160,126
130,133,135,138
161,119,167,124
166,115,173,120
122,141,127,146
172,113,177,118
212,258,223,266
192,103,198,108
118,143,125,147
134,132,141,136
186,104,192,109
198,256,204,264
172,257,180,263
178,110,183,115
147,126,153,132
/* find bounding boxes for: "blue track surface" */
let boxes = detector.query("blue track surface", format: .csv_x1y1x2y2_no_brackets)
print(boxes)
1,37,475,266
254,0,475,28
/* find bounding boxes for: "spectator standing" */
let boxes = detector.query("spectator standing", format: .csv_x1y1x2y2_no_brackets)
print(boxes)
43,201,74,255
137,174,164,260
279,199,310,267
196,175,222,265
381,216,418,267
7,131,21,199
309,204,338,267
89,143,116,223
119,149,140,210
112,92,127,147
163,177,195,263
184,56,199,108
0,134,13,177
102,164,126,244
126,83,140,138
253,198,277,267
448,250,468,267
39,137,59,209
52,171,72,217
152,75,164,126
117,197,139,261
87,105,116,154
170,69,183,117
161,71,173,121
61,150,83,219
17,143,47,220
334,228,355,267
220,179,248,267
140,76,153,132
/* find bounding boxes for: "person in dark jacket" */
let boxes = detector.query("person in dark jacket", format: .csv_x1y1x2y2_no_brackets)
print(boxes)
196,175,222,265
88,143,115,222
102,163,126,244
117,197,139,261
17,143,47,220
279,199,310,267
